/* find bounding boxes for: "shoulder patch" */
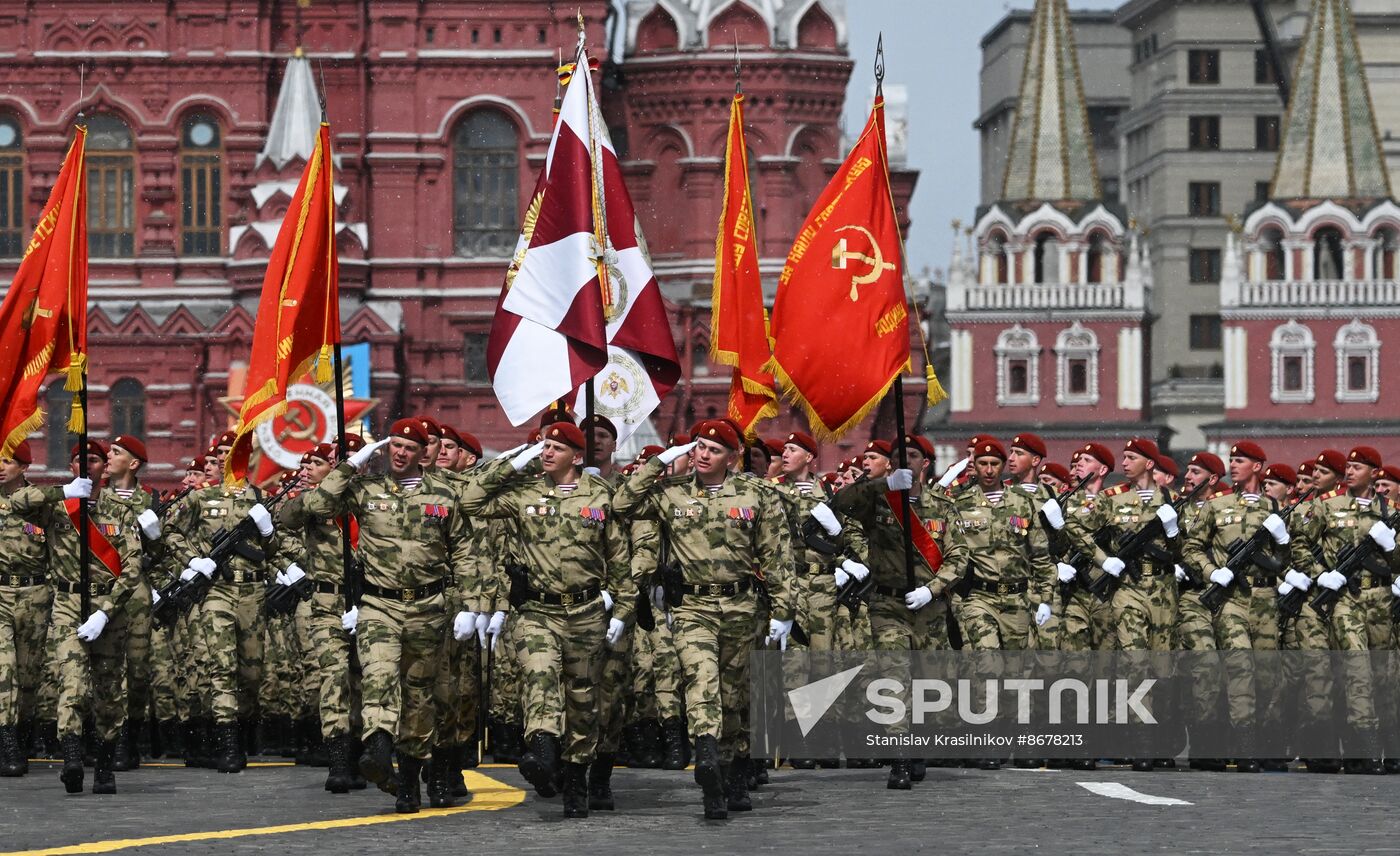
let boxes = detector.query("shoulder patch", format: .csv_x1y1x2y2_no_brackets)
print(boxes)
1103,484,1128,497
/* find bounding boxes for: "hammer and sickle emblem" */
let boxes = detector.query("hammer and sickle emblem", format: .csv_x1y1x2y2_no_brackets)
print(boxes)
277,403,318,443
20,298,53,331
830,225,896,302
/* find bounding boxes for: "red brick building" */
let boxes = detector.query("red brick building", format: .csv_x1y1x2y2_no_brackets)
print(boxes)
0,0,922,486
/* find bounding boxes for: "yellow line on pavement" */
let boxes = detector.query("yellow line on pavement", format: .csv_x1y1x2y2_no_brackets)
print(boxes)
0,771,525,856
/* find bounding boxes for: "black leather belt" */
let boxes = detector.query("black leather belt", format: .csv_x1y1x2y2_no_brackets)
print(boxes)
970,578,1028,595
1137,564,1170,578
362,578,448,603
1245,574,1275,589
225,570,266,585
0,574,46,587
678,579,752,597
54,580,112,596
525,584,602,606
1356,573,1390,590
313,580,344,596
874,584,905,599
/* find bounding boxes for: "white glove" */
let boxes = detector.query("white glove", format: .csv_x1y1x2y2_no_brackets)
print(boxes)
1318,570,1346,591
1261,513,1290,545
485,611,507,649
650,585,666,612
495,443,527,461
341,606,358,634
657,441,698,466
1056,562,1078,584
1367,520,1397,553
937,456,971,489
247,503,274,537
63,477,93,500
1284,569,1312,592
347,437,392,471
606,617,626,647
904,585,934,611
179,567,197,582
1101,557,1125,578
1041,498,1065,531
274,570,289,586
840,558,870,582
1277,582,1294,597
511,441,546,472
188,557,217,578
151,588,162,606
1391,578,1400,599
767,618,793,650
1174,564,1188,583
474,612,490,647
834,567,850,588
1155,504,1179,537
886,469,914,491
76,610,108,642
1034,603,1051,626
137,509,161,539
601,590,614,612
810,502,842,536
1209,567,1234,587
453,611,478,642
283,563,306,585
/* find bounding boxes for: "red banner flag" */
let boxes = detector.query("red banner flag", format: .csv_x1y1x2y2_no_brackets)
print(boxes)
0,126,89,459
710,93,777,439
766,97,920,441
225,123,341,484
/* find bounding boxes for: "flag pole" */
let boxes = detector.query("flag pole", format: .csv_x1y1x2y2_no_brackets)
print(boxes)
70,112,92,623
579,11,606,471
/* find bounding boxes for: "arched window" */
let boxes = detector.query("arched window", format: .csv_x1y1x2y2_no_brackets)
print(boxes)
1260,226,1285,280
110,378,145,437
0,113,22,257
986,232,1009,284
1313,226,1344,280
85,113,136,257
45,383,74,470
1086,233,1109,283
1372,227,1397,280
691,341,710,377
1033,232,1060,284
1334,319,1379,403
453,111,519,258
995,324,1040,406
1269,320,1314,403
180,112,223,256
1055,322,1099,406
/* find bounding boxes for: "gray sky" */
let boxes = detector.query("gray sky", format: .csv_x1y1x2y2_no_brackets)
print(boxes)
841,0,1107,275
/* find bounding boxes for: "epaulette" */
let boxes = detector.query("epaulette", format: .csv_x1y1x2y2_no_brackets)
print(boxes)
1207,487,1233,501
1102,484,1129,497
1320,487,1343,501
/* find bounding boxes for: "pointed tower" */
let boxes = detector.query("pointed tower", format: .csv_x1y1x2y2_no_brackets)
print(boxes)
945,0,1156,457
1216,0,1400,464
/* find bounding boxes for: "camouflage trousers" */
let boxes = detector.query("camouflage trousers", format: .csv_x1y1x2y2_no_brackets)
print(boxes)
303,593,361,740
595,621,633,755
357,592,446,760
961,591,1032,650
148,623,179,722
433,634,480,748
122,578,153,724
0,583,50,726
1281,604,1333,738
49,591,127,740
649,620,685,722
795,569,840,651
1176,587,1220,725
628,626,658,723
834,600,872,650
1057,588,1113,652
199,581,266,724
489,613,521,723
514,601,605,764
260,612,302,719
869,590,949,652
671,591,758,763
1214,586,1280,729
173,607,209,719
1328,586,1392,732
1111,573,1177,651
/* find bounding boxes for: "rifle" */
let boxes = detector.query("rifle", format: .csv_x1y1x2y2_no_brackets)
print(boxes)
1198,490,1313,614
1277,539,1330,622
139,484,197,579
1085,479,1209,603
1040,473,1092,532
1307,499,1399,621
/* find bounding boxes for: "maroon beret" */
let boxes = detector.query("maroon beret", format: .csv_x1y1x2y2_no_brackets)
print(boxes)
757,438,783,458
1040,462,1070,484
188,455,207,471
7,440,31,465
111,434,148,463
71,439,107,461
388,418,429,446
967,433,999,452
905,434,936,460
1010,432,1047,459
581,414,618,439
1230,441,1268,463
1377,464,1400,485
1079,442,1115,469
864,439,893,458
695,419,740,451
416,416,441,438
669,432,692,447
1124,438,1160,461
1264,464,1297,486
973,438,1007,462
1297,461,1316,478
1315,449,1346,475
1189,451,1225,477
438,424,463,446
1348,446,1382,469
213,430,236,449
785,431,818,455
637,445,665,462
458,431,482,458
304,443,334,463
544,421,586,450
1154,454,1179,478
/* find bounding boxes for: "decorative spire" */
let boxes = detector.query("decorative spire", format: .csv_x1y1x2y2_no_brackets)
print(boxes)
1270,0,1390,200
257,52,321,170
999,0,1100,203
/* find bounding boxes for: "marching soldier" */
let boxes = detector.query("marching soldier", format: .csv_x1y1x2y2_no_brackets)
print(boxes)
0,441,50,777
1174,451,1227,771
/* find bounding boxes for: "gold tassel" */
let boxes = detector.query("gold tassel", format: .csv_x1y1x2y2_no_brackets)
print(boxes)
925,365,948,406
63,352,86,392
67,395,85,434
315,344,333,383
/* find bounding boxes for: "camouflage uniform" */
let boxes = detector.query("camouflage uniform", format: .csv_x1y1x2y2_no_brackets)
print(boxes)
106,488,157,751
0,481,51,746
1283,490,1345,749
1175,491,1225,748
1057,491,1114,652
459,459,631,766
954,484,1054,651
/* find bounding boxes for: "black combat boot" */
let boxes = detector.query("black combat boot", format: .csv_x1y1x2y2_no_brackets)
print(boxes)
113,723,132,771
126,718,144,769
34,719,58,759
395,755,423,813
182,720,201,767
886,758,912,790
199,718,218,768
561,762,589,818
660,717,688,770
359,730,398,795
92,739,117,794
450,744,470,797
519,732,561,797
324,735,351,793
638,718,664,768
725,758,752,812
157,719,182,759
0,726,22,777
460,740,479,770
911,758,927,781
494,721,523,764
426,747,456,809
588,753,615,811
60,733,84,794
751,756,769,786
347,735,368,790
693,735,726,818
299,718,329,767
239,717,258,758
620,722,643,768
214,722,244,773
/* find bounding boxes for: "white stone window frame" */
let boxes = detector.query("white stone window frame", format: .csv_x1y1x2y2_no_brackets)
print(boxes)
1269,319,1315,404
1334,319,1379,403
1054,322,1099,406
995,324,1040,407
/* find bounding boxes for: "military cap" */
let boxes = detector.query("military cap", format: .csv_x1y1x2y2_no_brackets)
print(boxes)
637,444,665,462
821,471,839,486
1348,446,1382,469
1040,462,1070,484
304,443,334,463
1315,449,1346,475
865,439,893,458
1154,454,1180,478
1010,432,1047,458
389,418,429,446
458,431,483,458
110,434,147,462
71,439,107,461
7,440,32,465
1080,442,1115,469
785,431,818,455
695,419,740,451
187,455,206,472
1377,464,1400,486
581,414,618,439
1230,441,1268,463
719,418,745,445
1188,451,1225,477
1124,438,1160,461
416,416,441,438
1263,464,1297,486
757,437,783,458
904,434,936,460
973,438,1007,461
527,427,543,444
438,424,463,446
544,421,586,450
669,431,692,446
337,433,366,453
967,433,999,452
213,430,236,449
540,405,574,426
1297,461,1316,478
